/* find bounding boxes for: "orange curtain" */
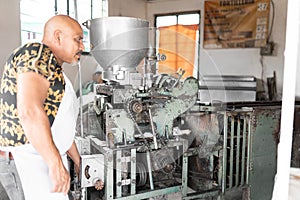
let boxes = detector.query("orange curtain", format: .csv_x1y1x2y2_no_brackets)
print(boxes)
158,24,198,79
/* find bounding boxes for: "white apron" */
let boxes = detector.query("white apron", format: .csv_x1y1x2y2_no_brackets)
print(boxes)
11,73,79,200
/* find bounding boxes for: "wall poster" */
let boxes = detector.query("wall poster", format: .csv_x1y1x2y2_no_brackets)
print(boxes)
204,0,270,49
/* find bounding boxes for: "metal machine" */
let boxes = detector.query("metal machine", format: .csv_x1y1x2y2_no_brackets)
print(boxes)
72,16,199,200
71,17,280,200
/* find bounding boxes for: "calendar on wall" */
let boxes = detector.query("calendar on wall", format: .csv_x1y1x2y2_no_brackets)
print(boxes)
203,0,270,49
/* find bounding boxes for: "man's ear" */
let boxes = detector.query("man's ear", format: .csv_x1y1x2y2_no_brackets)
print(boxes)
53,30,62,44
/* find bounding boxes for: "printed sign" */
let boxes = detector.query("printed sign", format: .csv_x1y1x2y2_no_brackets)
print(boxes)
204,0,270,48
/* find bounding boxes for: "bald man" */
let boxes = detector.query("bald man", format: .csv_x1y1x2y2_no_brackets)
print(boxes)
0,15,84,200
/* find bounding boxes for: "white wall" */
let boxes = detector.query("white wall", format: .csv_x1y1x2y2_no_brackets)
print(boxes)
0,0,21,76
109,0,147,18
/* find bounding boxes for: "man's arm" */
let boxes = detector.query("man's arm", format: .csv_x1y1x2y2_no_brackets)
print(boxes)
17,71,70,194
67,141,81,176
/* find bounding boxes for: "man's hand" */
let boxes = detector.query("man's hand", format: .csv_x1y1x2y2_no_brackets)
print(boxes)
67,141,81,177
49,163,71,194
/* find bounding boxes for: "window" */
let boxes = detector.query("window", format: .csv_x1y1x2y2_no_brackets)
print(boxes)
155,12,200,78
20,0,55,45
20,0,108,52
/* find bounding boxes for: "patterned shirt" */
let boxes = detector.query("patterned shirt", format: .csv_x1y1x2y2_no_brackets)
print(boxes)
0,43,65,146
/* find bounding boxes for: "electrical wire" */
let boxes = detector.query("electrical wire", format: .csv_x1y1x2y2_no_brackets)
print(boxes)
267,0,275,42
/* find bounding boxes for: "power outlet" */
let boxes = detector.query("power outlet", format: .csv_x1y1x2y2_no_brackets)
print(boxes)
260,42,274,56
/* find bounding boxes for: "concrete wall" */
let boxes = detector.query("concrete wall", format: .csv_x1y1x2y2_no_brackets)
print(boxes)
109,0,147,18
0,0,21,76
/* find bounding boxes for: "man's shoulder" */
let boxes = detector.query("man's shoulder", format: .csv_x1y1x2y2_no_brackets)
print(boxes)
13,42,55,65
15,42,41,51
9,42,59,78
15,42,50,54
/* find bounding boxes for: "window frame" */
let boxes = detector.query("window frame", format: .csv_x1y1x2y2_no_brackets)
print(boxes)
154,11,201,79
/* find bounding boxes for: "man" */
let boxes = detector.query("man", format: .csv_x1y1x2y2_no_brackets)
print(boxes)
76,70,105,138
81,71,105,96
0,14,83,200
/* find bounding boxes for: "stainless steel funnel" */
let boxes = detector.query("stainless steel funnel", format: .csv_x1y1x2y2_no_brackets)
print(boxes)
85,17,149,71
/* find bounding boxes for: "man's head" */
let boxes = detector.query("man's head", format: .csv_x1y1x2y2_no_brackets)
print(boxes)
42,14,84,65
93,71,103,84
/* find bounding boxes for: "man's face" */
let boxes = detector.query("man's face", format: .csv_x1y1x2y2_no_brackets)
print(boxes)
93,73,103,83
60,25,84,64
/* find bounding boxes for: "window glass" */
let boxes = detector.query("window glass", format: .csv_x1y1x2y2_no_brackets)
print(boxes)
20,0,55,44
92,0,108,19
156,13,200,27
56,0,70,15
178,14,200,25
156,16,177,28
77,0,92,24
